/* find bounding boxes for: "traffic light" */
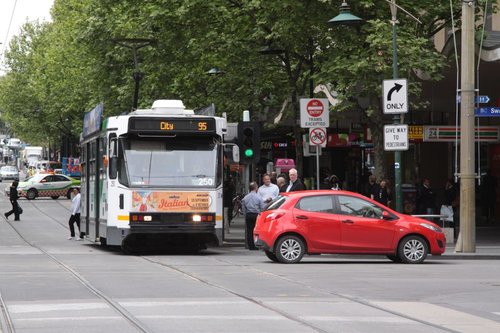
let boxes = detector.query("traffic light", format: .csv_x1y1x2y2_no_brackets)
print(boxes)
238,122,260,164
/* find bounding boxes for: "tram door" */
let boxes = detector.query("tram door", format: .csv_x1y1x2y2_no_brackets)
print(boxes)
82,139,100,241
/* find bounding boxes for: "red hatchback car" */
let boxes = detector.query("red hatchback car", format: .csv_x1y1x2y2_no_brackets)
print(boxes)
253,190,446,264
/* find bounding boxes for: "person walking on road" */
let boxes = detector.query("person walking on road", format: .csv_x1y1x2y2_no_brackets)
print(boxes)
374,179,392,207
5,180,20,221
284,168,306,192
68,188,83,240
241,182,265,250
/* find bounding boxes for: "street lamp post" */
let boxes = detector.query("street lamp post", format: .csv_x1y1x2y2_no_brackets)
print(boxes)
389,1,403,213
456,0,476,252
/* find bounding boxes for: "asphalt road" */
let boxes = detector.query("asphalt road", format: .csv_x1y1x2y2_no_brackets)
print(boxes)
0,188,499,333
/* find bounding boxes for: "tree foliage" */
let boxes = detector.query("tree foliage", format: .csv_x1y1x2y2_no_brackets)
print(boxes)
0,0,495,179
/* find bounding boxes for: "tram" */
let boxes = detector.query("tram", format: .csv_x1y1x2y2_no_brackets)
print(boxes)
79,100,229,251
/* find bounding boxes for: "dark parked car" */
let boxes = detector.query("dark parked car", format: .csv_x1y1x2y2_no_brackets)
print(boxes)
253,190,446,264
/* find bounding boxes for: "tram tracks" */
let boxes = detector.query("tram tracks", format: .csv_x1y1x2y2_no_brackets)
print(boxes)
2,204,155,333
141,254,459,333
2,199,460,332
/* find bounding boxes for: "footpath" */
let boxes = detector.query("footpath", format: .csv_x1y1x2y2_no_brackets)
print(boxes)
223,215,500,260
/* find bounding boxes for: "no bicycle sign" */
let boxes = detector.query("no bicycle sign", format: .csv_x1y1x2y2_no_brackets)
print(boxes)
300,98,329,128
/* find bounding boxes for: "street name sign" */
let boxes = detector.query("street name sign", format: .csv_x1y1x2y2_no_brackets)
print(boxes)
309,127,327,147
300,98,329,128
457,95,490,104
384,124,409,151
475,107,500,117
382,79,408,114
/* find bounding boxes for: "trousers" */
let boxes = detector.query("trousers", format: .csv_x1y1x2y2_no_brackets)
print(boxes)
68,213,81,237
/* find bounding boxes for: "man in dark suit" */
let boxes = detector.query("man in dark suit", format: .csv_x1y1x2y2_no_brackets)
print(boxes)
284,168,306,192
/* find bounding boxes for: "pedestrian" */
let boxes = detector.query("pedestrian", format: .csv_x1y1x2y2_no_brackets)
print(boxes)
374,179,391,207
5,180,21,221
441,178,458,239
284,168,306,192
67,188,83,240
481,169,498,223
241,182,265,250
270,171,278,185
328,174,341,190
277,176,287,192
417,178,436,221
365,174,378,199
223,175,236,225
258,174,280,203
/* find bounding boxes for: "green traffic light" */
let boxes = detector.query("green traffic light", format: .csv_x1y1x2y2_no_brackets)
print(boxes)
244,149,254,157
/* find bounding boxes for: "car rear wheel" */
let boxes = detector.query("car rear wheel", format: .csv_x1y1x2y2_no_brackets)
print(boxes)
275,235,305,264
26,188,38,200
51,196,59,199
398,235,428,264
264,250,279,262
66,189,73,199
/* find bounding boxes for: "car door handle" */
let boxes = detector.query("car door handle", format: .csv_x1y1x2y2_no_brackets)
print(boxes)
295,215,309,220
342,219,354,224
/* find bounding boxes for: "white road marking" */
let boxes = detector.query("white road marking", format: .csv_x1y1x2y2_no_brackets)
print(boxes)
374,301,500,333
9,302,108,313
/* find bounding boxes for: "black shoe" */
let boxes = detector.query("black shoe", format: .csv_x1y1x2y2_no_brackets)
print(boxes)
4,213,8,219
14,219,20,221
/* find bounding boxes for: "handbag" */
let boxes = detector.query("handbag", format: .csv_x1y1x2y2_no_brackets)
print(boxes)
440,205,453,222
17,204,23,215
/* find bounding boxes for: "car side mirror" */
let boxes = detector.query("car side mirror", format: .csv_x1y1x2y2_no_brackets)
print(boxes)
382,211,391,220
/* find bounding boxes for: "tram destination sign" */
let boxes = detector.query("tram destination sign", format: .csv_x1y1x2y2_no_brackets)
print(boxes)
129,117,216,134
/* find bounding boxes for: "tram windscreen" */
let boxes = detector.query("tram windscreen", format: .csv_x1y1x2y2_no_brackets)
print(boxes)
119,137,218,188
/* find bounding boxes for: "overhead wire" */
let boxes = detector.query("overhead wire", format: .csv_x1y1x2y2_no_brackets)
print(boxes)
1,0,19,62
450,0,460,183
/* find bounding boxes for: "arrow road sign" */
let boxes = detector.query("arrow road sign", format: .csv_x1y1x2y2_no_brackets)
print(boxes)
387,83,403,101
383,79,408,114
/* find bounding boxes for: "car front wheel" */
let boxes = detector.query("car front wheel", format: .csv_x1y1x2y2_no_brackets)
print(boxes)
26,188,38,200
398,235,428,264
275,235,305,264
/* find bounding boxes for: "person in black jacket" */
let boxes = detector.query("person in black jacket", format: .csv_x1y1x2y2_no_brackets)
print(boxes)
5,180,20,221
284,168,306,192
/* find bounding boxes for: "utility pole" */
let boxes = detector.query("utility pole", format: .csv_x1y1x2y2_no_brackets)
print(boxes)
456,0,476,252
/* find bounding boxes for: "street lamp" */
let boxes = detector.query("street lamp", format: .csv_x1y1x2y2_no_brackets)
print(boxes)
113,38,155,111
328,2,364,25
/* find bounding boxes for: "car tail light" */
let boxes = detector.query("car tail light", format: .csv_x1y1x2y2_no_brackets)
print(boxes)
264,212,285,222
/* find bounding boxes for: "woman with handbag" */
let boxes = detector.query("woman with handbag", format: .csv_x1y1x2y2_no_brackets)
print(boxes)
4,180,20,221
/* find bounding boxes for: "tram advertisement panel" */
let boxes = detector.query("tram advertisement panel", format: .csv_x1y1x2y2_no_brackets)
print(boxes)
132,191,212,212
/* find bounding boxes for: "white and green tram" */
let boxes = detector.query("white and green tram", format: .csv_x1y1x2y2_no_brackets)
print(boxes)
80,100,227,251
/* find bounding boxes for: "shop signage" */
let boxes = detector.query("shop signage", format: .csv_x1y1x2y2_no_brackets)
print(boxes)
423,126,500,142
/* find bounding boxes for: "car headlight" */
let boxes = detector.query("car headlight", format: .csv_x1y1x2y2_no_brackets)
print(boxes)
420,223,442,233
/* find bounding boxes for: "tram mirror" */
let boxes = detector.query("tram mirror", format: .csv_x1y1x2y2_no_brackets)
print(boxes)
232,145,240,163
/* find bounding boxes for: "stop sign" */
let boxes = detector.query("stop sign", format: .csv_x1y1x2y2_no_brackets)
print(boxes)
306,99,324,117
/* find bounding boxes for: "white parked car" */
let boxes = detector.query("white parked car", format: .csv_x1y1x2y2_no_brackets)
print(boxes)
0,166,19,182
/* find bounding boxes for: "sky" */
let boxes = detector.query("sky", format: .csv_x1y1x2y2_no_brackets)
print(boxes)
0,0,54,66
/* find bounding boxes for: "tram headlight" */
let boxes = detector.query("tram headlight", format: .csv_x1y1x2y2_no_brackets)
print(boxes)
192,214,202,222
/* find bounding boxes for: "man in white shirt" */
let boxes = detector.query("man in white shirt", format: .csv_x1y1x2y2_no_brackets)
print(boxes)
67,188,83,240
258,174,279,203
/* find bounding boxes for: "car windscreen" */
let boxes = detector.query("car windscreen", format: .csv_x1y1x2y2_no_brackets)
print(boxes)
263,195,287,211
